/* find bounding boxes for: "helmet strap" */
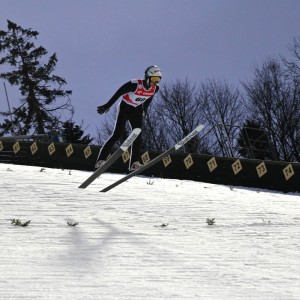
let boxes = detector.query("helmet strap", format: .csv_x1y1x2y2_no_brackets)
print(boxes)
144,77,150,87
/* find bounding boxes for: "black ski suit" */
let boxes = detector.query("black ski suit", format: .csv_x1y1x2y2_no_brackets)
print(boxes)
97,79,159,165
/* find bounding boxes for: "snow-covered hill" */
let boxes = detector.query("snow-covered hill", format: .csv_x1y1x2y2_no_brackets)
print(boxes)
1,163,299,299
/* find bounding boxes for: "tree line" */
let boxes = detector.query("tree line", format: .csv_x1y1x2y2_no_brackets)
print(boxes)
1,21,300,162
98,40,300,162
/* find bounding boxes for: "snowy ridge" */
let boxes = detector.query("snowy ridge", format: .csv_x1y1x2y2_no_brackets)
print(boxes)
0,163,300,299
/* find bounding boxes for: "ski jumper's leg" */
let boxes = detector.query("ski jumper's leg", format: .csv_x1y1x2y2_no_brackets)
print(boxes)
128,106,143,165
97,104,127,161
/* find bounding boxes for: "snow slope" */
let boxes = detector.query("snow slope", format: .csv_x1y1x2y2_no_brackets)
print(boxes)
0,163,300,299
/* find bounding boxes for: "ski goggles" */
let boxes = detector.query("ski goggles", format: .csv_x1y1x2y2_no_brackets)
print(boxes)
150,76,161,83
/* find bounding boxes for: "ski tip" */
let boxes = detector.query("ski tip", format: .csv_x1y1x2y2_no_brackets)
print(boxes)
120,128,142,151
174,124,205,150
132,128,142,134
196,124,205,131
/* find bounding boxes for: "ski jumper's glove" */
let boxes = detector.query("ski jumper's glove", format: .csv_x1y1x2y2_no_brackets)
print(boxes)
97,104,110,115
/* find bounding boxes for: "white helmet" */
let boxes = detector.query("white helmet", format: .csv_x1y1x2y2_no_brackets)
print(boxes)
144,66,162,83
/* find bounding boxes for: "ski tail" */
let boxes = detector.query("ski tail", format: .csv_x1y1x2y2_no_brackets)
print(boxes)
100,124,205,193
78,128,141,189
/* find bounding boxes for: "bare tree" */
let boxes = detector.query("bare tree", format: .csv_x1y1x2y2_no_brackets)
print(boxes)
142,104,169,151
197,79,244,157
242,58,300,161
153,79,205,153
282,37,300,81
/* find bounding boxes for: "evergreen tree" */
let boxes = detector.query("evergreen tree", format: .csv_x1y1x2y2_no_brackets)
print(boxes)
0,20,73,135
62,121,93,144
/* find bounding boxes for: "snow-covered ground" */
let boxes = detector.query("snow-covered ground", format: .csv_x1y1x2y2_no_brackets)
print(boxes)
0,162,299,300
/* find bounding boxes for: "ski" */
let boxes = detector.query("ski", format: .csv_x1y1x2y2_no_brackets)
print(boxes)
78,128,141,189
100,124,205,193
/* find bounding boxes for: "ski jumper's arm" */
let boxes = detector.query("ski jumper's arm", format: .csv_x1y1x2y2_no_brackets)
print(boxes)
105,81,137,108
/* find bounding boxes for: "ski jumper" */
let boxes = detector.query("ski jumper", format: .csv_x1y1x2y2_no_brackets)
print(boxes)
98,79,159,165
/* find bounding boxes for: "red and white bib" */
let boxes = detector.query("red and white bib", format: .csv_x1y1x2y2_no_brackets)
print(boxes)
122,79,156,107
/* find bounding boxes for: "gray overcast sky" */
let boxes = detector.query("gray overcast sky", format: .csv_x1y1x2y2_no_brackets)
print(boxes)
1,0,300,137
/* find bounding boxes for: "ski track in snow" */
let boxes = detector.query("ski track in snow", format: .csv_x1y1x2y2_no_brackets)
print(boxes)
0,163,300,299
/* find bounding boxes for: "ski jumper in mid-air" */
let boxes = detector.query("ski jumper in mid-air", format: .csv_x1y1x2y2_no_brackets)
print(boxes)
96,65,162,171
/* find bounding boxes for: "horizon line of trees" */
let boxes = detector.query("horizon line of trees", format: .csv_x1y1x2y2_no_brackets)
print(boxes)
1,20,300,162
